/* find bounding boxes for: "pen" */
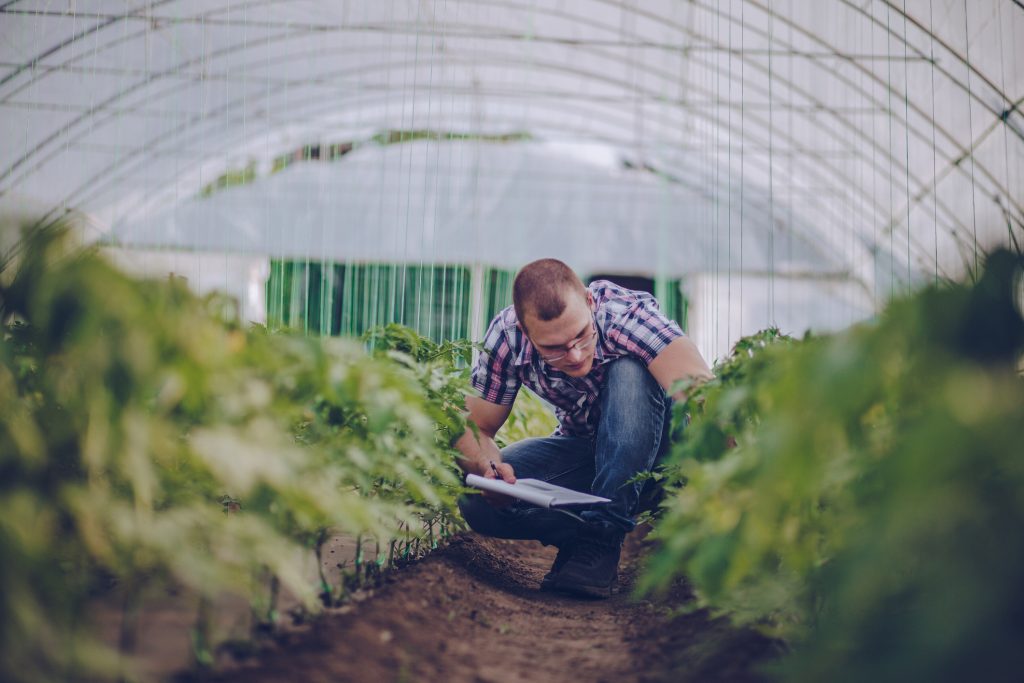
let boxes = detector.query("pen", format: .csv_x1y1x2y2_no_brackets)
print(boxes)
489,460,502,481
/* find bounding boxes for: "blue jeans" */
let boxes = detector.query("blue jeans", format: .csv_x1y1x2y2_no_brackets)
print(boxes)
458,357,674,547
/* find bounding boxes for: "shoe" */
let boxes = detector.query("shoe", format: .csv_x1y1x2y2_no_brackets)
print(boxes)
551,531,623,599
539,543,575,591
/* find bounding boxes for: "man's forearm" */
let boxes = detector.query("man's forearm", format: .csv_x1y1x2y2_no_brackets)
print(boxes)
649,336,714,402
454,427,503,475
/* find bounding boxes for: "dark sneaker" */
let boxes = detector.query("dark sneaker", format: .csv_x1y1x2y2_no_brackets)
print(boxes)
552,532,623,599
539,543,575,591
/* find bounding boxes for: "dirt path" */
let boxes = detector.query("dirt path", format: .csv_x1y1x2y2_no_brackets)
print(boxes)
207,531,779,683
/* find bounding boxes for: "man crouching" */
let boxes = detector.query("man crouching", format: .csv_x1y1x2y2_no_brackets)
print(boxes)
455,258,712,598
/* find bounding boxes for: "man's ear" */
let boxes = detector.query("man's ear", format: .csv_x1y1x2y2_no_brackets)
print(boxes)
516,306,535,336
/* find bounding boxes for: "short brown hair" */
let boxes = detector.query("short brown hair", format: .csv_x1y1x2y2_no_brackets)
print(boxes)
513,258,587,326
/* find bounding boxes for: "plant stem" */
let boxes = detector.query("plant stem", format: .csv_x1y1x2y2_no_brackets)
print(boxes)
191,596,213,673
314,528,332,607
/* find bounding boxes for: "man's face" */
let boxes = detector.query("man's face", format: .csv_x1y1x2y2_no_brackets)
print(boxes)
521,289,596,378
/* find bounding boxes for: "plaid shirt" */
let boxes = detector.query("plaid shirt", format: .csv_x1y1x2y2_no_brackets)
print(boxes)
471,280,684,437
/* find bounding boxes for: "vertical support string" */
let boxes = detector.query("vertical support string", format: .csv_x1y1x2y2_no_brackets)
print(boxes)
786,0,795,330
738,0,745,340
928,0,939,284
995,0,1017,251
726,0,734,349
885,1,896,299
423,5,440,342
870,0,880,307
767,0,775,328
902,0,912,288
962,0,979,277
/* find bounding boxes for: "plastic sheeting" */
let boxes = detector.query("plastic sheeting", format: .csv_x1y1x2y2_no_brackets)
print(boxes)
109,139,842,276
2,3,1021,273
1,0,1022,356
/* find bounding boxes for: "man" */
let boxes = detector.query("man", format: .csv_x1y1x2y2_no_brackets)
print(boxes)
455,258,712,598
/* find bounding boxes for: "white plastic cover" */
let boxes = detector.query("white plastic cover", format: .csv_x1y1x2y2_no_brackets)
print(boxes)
1,0,1021,342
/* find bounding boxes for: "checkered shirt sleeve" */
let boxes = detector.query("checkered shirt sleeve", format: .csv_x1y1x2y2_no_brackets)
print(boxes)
602,286,685,364
471,312,522,405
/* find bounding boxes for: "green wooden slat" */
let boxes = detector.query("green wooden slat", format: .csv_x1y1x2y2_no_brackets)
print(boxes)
269,259,476,343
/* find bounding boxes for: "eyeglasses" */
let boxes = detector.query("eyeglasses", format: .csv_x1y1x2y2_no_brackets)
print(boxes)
536,323,599,363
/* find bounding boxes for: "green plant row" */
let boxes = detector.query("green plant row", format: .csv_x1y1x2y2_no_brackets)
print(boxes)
642,248,1024,681
0,228,473,682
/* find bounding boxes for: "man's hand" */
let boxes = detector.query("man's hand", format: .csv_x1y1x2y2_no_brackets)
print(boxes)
455,396,518,506
481,460,517,507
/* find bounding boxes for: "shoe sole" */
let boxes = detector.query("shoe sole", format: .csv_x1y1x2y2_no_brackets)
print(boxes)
548,573,617,599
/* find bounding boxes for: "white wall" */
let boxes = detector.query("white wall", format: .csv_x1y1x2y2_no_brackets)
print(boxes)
684,273,875,365
101,247,269,325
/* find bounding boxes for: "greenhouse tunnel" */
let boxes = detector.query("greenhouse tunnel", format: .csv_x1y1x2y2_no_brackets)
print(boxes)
2,2,1024,682
2,0,1021,360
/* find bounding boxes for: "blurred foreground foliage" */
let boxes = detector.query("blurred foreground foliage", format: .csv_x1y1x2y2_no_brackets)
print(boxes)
643,248,1024,682
0,227,472,682
494,387,559,449
362,322,557,447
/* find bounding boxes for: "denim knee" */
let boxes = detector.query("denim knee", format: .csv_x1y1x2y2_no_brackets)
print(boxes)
604,357,666,400
600,357,670,430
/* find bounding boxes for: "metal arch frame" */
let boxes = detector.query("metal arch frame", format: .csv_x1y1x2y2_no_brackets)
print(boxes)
2,0,1010,226
683,0,989,274
64,85,855,280
0,0,179,91
0,76,961,289
539,0,1022,214
580,0,1024,269
6,4,1007,266
683,0,1022,229
0,0,1017,273
5,0,1017,119
833,0,1024,234
845,0,1019,122
0,1,995,187
0,21,973,267
615,0,1022,238
3,0,1017,142
28,45,900,280
107,110,849,248
0,15,872,224
0,0,995,272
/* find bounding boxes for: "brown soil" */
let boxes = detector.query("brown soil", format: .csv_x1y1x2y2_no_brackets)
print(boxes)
199,530,781,683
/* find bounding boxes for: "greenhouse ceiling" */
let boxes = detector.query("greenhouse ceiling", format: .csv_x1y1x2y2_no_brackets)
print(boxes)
0,0,1021,298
